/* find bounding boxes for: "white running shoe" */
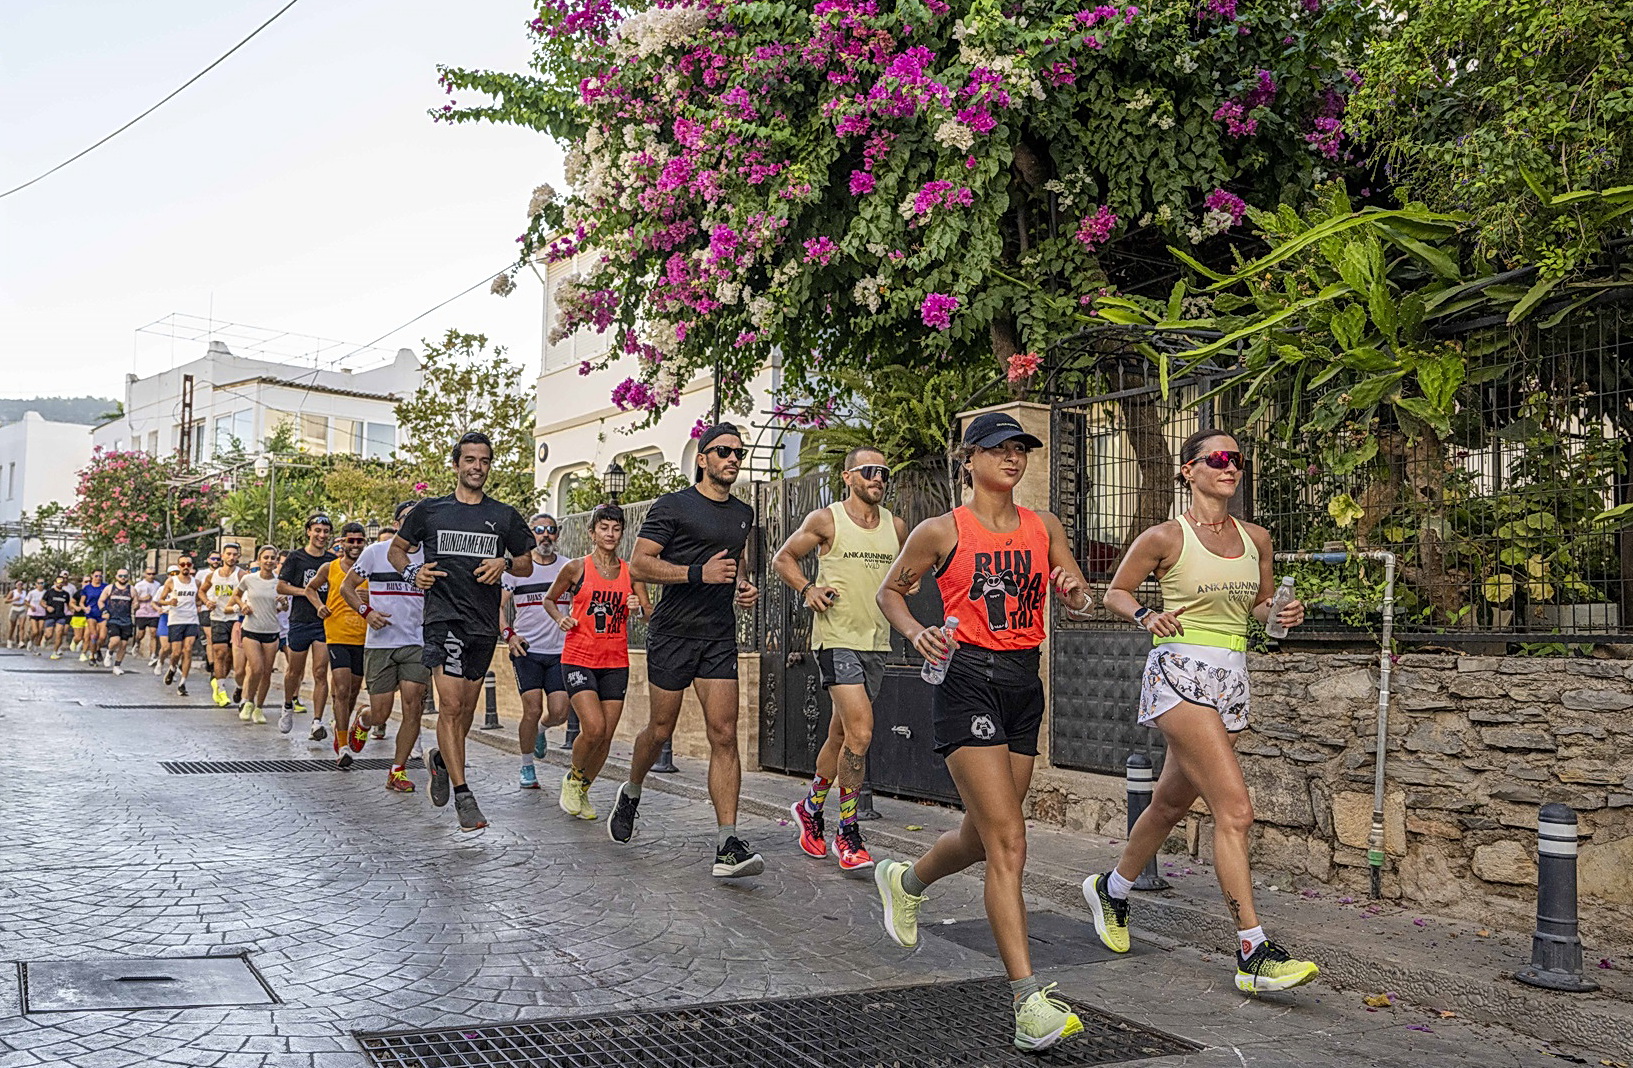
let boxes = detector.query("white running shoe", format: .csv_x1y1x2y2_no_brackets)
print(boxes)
278,706,294,734
112,665,125,676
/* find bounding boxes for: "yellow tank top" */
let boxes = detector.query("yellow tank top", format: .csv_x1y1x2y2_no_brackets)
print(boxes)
813,500,897,652
1159,516,1261,639
323,558,368,646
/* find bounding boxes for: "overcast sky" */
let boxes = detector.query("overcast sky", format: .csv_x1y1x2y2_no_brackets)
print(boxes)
0,0,562,399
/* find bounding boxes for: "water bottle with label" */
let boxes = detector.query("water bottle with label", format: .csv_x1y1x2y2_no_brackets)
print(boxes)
1264,577,1296,639
919,616,960,685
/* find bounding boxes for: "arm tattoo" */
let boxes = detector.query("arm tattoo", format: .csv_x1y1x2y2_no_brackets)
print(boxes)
893,566,918,591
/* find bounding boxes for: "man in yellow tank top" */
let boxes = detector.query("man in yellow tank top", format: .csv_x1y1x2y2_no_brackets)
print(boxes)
771,446,909,875
307,522,370,769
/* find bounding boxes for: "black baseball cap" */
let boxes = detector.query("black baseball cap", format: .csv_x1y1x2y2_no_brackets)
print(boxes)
393,500,416,521
697,422,742,451
962,411,1044,450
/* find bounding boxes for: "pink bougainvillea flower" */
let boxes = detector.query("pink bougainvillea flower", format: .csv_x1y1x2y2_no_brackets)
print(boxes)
803,235,838,265
1075,204,1118,248
920,292,959,330
1204,188,1248,226
1006,351,1042,382
848,170,876,195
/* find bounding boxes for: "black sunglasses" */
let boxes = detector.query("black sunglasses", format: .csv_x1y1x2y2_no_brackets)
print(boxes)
707,445,748,461
532,525,559,535
846,464,890,482
342,536,366,544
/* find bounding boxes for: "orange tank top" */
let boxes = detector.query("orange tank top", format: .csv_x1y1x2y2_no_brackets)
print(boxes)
562,555,634,669
934,505,1050,651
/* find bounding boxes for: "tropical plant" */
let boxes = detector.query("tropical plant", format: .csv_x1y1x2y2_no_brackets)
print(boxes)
439,0,1379,419
794,363,995,472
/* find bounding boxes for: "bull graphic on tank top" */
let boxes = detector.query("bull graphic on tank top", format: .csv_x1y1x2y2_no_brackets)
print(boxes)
586,590,628,636
965,548,1044,633
936,506,1052,651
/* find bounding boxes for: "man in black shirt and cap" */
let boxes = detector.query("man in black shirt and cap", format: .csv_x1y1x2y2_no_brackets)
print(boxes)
608,423,763,877
391,431,533,832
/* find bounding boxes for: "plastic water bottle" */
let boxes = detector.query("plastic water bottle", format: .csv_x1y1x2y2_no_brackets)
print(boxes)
1264,577,1296,639
920,616,960,685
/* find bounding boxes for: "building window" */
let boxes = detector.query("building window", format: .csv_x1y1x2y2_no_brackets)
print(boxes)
300,414,328,455
213,408,253,456
364,422,395,460
146,430,159,455
331,418,362,456
6,462,13,499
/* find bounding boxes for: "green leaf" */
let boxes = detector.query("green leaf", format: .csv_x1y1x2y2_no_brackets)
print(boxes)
1330,303,1368,352
1347,371,1404,409
1506,274,1562,325
1327,493,1365,528
1328,434,1379,475
1415,352,1464,411
1394,395,1452,439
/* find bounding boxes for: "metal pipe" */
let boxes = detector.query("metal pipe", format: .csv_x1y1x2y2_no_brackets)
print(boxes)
1274,550,1396,898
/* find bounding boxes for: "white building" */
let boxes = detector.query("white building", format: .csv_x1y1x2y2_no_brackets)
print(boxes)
534,255,791,514
0,411,96,573
93,340,421,464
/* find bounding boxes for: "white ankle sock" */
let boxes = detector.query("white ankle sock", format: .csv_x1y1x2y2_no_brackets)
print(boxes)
1107,869,1135,899
1238,926,1265,956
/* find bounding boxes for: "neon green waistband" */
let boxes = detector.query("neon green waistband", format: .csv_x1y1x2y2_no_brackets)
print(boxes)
1153,628,1247,653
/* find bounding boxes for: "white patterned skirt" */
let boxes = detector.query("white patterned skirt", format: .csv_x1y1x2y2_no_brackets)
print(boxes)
1138,643,1250,732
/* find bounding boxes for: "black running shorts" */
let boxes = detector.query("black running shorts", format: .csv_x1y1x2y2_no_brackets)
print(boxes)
930,646,1044,757
423,621,497,682
563,663,629,702
167,623,202,643
210,619,238,645
106,623,135,641
287,620,326,653
327,642,365,674
646,630,737,692
512,652,565,695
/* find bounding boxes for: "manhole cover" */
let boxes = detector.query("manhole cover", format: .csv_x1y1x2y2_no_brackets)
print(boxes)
928,910,1132,968
21,954,278,1013
356,977,1197,1067
161,758,425,774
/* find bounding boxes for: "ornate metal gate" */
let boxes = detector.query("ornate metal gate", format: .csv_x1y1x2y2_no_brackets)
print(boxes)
756,463,959,804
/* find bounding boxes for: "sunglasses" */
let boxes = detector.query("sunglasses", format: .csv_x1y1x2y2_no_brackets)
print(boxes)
1196,450,1245,471
308,516,332,528
707,445,748,461
342,536,366,544
846,464,890,482
532,525,559,535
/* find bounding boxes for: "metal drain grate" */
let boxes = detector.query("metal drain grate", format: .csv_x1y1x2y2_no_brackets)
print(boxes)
3,667,109,674
162,758,425,774
356,977,1199,1067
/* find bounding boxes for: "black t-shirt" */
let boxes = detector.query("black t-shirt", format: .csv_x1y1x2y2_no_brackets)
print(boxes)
637,486,755,637
397,492,532,637
43,588,71,619
279,548,336,627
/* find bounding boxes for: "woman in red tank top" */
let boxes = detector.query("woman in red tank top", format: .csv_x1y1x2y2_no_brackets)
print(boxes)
873,412,1095,1053
543,504,653,820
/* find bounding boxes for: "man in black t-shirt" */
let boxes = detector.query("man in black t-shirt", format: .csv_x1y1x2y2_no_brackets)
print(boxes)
391,431,533,832
609,423,764,878
43,573,73,660
277,516,335,741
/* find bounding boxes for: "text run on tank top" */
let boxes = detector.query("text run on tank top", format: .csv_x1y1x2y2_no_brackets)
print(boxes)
934,505,1050,651
1159,516,1261,637
167,575,201,625
813,500,897,653
562,555,634,670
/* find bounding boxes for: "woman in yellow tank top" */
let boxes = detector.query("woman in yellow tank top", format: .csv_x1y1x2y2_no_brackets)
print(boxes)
1081,429,1320,998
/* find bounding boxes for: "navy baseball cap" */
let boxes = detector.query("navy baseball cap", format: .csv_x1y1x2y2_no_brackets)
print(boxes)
962,412,1043,450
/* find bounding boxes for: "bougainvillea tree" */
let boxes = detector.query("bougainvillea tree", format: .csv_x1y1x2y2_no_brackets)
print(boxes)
69,448,224,553
439,0,1377,418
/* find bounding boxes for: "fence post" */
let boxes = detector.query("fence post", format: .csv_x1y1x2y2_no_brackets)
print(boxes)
479,671,500,731
1126,752,1170,891
1515,804,1599,992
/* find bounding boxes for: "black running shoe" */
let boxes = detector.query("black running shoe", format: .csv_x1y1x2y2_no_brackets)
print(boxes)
176,682,188,697
232,687,243,704
455,792,487,832
607,783,639,843
164,667,176,686
428,748,450,808
712,836,765,878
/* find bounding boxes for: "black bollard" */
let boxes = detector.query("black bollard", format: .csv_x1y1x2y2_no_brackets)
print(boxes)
652,739,678,774
562,710,581,749
1126,752,1170,891
1515,804,1599,992
479,671,501,730
856,759,882,821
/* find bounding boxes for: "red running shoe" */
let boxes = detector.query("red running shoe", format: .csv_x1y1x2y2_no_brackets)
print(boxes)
348,718,369,753
790,799,827,858
834,824,874,874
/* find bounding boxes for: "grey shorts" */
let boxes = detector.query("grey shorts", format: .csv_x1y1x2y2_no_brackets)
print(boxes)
816,647,884,701
364,645,430,695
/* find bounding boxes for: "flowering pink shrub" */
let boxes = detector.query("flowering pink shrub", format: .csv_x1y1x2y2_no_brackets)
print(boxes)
1007,351,1042,381
69,448,222,552
921,292,959,330
1075,205,1119,248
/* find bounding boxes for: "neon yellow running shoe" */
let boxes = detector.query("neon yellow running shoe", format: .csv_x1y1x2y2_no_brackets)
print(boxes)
1013,983,1084,1052
251,705,267,725
1082,872,1131,953
874,859,925,949
577,786,597,821
558,772,583,817
1235,940,1319,994
238,700,253,722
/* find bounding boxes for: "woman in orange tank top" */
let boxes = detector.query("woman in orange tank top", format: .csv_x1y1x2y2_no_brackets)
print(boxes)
873,412,1095,1054
543,504,653,820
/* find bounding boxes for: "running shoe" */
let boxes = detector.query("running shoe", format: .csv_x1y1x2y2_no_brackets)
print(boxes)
454,792,487,832
874,859,925,949
149,655,158,667
163,667,175,686
1012,984,1084,1053
334,736,354,771
386,767,415,792
348,719,369,753
292,698,308,715
711,836,765,878
79,652,89,662
559,773,582,815
112,665,124,676
1082,872,1131,954
428,748,450,808
153,659,162,675
519,764,539,790
1235,940,1319,994
212,679,229,707
278,707,294,734
238,701,253,722
50,652,62,660
577,789,596,821
834,824,874,873
607,783,639,843
791,799,827,858
177,682,188,697
308,720,327,742
251,705,266,725
232,687,243,704
371,723,386,740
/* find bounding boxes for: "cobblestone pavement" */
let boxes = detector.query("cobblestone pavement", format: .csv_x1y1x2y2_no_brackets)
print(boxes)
0,652,1574,1066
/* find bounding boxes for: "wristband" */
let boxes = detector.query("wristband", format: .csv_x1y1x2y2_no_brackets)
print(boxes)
359,605,373,619
503,627,516,640
689,564,703,585
403,563,422,583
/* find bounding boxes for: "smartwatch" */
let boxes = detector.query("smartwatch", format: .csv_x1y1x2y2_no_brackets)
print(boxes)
1133,606,1155,629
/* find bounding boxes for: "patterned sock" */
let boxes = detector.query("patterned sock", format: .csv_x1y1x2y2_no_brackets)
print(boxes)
804,774,833,814
569,767,589,786
837,786,859,827
1238,926,1266,957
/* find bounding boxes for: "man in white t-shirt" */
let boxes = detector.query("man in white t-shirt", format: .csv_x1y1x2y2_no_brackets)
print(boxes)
133,567,162,662
500,513,574,791
339,500,428,794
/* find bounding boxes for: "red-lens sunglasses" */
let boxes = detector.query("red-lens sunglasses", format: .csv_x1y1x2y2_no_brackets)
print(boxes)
1197,450,1244,470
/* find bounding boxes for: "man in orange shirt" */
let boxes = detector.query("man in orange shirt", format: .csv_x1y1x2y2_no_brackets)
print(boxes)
307,521,370,768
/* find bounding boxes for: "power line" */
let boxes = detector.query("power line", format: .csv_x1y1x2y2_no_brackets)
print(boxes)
0,0,304,201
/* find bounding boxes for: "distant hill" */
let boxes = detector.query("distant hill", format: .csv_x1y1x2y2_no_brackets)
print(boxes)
0,397,121,426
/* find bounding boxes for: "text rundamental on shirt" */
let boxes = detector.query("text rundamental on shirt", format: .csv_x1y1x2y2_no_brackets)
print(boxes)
396,493,532,637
